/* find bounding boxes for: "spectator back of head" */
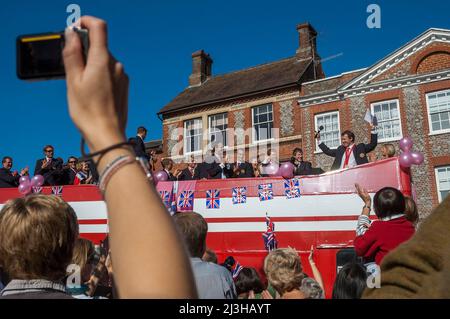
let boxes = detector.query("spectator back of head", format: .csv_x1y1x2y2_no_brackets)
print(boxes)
173,212,208,258
0,195,79,281
235,267,264,296
332,262,367,299
404,196,419,225
373,187,406,219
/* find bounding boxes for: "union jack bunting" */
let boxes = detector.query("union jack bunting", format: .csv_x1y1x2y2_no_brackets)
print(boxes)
159,190,172,209
32,187,43,194
258,183,273,201
232,187,247,205
284,178,301,199
177,191,194,209
51,186,63,196
232,261,244,280
206,189,220,209
262,213,277,252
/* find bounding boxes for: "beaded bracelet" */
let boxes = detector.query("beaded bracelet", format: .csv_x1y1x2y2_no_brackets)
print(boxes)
98,155,153,195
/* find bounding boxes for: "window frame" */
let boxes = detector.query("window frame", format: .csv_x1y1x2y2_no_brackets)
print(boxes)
251,104,274,144
314,110,341,153
435,165,450,203
370,99,404,143
208,112,229,148
426,89,450,135
183,118,203,155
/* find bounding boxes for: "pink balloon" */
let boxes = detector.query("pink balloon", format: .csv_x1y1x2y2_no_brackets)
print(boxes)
18,181,32,195
399,137,413,152
264,163,279,176
411,151,424,165
31,175,45,187
154,170,168,183
278,162,295,179
399,152,413,168
19,175,30,184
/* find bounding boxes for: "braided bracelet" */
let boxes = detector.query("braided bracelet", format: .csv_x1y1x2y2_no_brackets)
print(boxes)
99,155,153,195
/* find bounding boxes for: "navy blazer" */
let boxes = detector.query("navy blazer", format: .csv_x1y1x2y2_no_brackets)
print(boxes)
0,168,20,188
178,168,196,181
319,133,378,171
292,160,313,176
129,136,149,161
34,158,64,186
224,162,255,178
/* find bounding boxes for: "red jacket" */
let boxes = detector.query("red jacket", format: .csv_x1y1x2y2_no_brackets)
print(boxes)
354,216,415,265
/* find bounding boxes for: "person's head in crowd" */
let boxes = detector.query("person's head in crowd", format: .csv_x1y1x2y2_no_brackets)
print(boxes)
404,196,419,226
0,195,79,282
237,149,245,163
213,143,224,159
80,161,91,174
380,143,396,159
188,155,197,169
67,156,78,170
264,248,305,298
71,238,96,283
235,267,264,299
341,131,355,148
202,248,218,263
43,145,54,159
373,187,406,219
368,152,377,163
300,277,325,299
173,212,208,258
137,126,147,140
161,158,173,172
2,156,13,171
292,148,303,163
332,262,367,299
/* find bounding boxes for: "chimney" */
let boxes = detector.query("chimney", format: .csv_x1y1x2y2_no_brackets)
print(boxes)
189,50,213,87
296,23,318,59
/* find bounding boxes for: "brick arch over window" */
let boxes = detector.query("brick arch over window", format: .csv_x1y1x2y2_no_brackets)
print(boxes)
411,45,450,75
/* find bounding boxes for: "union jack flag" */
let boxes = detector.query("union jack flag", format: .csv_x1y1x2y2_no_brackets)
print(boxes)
232,187,247,205
284,178,301,199
32,187,43,194
258,183,273,201
51,186,63,196
232,261,244,280
177,191,194,209
159,190,172,208
262,213,277,252
206,189,220,209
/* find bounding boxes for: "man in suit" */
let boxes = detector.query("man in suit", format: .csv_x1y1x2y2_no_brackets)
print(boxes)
224,149,254,178
205,143,226,179
178,156,198,181
129,126,149,161
161,158,178,181
0,157,28,188
61,156,78,185
34,145,64,186
316,127,378,171
290,148,313,176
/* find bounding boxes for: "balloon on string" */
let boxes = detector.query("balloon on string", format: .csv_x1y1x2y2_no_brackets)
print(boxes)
154,170,168,183
410,151,424,165
399,152,413,168
19,175,30,184
278,162,295,179
399,137,414,152
18,181,32,195
31,175,45,187
264,163,279,176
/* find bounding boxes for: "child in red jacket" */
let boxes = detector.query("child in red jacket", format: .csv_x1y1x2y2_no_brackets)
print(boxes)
354,185,415,265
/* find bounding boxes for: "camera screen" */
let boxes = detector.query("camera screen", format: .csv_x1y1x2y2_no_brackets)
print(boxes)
17,33,65,79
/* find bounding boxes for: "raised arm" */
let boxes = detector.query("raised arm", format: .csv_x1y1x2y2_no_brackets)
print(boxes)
63,16,196,299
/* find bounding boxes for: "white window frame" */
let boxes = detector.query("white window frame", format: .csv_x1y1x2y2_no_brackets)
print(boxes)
370,99,403,143
314,111,341,153
426,89,450,135
435,166,450,203
252,104,274,144
183,118,203,155
208,113,229,148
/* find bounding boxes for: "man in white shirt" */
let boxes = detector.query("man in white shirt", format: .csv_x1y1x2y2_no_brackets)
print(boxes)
316,126,378,171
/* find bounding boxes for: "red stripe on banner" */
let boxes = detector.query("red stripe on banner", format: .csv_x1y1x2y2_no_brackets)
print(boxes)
79,233,108,244
0,185,103,203
77,219,108,225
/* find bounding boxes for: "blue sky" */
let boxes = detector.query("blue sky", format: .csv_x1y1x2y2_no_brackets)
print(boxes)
1,0,449,172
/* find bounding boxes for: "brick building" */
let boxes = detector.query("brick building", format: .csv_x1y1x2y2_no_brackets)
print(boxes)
158,23,450,218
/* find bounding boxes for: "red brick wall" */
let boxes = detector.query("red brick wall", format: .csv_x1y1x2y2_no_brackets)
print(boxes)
416,52,450,74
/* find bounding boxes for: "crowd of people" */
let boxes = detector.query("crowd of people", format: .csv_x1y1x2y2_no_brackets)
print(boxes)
1,15,449,300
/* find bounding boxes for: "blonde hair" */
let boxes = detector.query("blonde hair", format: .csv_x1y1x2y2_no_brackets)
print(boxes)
0,195,79,281
382,144,396,158
404,196,419,225
264,248,304,295
71,238,95,270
